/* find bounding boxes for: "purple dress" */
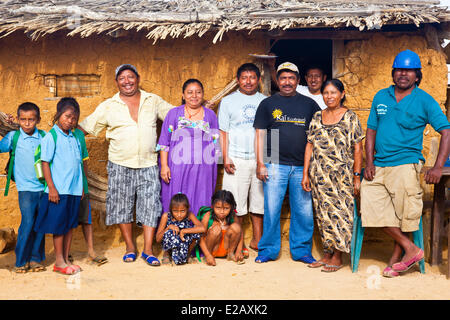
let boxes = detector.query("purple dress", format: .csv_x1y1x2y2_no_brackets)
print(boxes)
158,105,219,215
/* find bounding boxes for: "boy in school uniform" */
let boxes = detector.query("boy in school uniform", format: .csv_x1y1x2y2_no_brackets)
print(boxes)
0,103,46,273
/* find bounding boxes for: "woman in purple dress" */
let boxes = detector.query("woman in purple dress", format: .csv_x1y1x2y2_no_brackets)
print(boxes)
158,79,220,216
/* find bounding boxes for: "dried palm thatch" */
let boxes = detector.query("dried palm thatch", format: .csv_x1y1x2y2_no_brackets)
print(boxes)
0,1,448,43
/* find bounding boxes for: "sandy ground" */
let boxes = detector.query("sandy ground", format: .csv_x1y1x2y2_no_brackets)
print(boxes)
1,232,450,301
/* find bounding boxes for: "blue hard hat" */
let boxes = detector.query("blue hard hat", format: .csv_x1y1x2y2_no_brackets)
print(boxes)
392,50,421,69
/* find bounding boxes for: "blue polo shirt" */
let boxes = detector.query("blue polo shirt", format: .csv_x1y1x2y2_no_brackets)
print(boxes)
40,124,83,196
367,85,450,167
0,128,45,192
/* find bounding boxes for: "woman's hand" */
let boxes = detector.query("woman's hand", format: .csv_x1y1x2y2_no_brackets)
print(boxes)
160,165,171,184
48,186,60,204
302,174,311,192
353,176,361,196
5,113,15,125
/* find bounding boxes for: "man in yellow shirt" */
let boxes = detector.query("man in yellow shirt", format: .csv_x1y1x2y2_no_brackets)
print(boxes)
79,64,173,266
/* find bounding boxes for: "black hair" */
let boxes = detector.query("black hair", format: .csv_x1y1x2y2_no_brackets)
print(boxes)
276,69,299,80
181,78,204,105
169,193,190,213
391,68,422,87
320,79,346,104
236,63,261,79
305,64,325,77
211,190,237,225
53,97,80,125
304,64,325,75
17,102,40,119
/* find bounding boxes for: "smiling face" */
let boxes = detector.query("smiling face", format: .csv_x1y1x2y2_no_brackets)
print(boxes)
238,70,259,96
182,82,204,109
305,68,326,94
57,108,79,134
277,71,299,96
17,110,40,135
393,68,418,91
116,69,140,97
322,83,345,109
212,200,231,221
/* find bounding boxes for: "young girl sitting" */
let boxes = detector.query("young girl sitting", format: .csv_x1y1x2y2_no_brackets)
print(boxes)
156,193,205,265
34,97,85,275
197,190,244,266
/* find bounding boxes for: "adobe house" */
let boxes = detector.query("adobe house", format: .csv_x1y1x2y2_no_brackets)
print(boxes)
0,0,449,253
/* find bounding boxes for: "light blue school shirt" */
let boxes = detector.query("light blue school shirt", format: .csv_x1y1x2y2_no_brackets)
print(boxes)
0,128,45,192
218,90,267,159
367,85,450,167
40,124,83,196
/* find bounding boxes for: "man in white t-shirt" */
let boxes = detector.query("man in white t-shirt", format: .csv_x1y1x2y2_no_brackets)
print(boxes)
296,65,327,110
218,63,267,258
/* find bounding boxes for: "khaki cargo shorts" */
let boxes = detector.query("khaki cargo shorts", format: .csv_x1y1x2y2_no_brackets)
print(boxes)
360,162,423,232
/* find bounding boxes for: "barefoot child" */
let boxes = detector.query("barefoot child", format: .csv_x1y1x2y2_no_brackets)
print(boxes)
197,190,244,266
34,97,85,275
0,103,46,273
156,193,205,265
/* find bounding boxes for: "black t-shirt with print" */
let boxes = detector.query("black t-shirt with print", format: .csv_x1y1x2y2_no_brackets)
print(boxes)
253,92,320,166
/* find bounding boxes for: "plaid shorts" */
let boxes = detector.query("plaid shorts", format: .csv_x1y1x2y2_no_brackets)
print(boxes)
106,161,162,227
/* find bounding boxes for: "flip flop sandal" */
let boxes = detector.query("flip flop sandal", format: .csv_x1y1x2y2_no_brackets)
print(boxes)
29,262,46,272
90,256,108,266
392,249,424,273
308,260,327,268
123,252,137,263
321,264,344,273
383,266,400,278
141,253,161,266
53,265,79,275
13,266,28,274
242,248,250,259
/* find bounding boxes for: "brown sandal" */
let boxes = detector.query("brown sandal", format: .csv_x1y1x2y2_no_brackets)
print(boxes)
29,262,46,272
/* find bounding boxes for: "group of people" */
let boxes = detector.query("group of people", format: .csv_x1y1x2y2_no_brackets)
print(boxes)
2,49,449,278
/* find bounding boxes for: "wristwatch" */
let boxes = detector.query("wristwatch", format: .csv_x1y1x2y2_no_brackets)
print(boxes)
354,172,361,177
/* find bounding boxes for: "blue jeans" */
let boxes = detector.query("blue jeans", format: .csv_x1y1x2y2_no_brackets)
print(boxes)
15,191,45,267
258,163,314,260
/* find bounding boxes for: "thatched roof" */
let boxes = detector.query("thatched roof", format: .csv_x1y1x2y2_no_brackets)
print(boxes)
0,0,449,43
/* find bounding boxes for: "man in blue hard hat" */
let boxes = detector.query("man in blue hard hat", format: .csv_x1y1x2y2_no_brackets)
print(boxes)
361,50,450,278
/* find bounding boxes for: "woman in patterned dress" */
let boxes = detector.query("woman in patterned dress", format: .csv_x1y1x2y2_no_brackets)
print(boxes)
302,79,364,272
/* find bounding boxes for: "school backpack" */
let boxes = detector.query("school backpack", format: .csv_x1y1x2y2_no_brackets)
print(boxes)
34,128,88,193
4,129,46,196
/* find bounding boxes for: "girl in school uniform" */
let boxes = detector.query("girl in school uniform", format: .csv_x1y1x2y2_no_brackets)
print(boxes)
34,97,85,275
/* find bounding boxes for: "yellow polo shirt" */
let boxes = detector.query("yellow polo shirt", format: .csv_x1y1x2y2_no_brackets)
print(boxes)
80,90,174,168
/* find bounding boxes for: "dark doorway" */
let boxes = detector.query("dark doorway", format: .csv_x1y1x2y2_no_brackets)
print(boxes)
269,39,332,90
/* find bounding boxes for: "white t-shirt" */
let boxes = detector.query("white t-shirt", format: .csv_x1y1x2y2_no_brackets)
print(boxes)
296,85,327,110
218,90,267,159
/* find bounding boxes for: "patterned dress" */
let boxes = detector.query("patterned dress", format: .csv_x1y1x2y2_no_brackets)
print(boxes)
307,110,364,253
162,212,201,265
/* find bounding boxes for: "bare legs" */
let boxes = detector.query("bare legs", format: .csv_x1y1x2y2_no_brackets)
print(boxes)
383,227,420,265
119,223,156,262
235,213,263,251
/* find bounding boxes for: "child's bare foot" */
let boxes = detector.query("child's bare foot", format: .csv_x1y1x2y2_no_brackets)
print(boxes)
162,252,172,265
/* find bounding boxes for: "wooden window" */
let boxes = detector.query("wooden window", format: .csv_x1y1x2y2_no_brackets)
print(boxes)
44,74,100,97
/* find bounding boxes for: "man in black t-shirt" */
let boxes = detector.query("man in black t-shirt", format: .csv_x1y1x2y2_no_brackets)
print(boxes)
253,62,320,264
